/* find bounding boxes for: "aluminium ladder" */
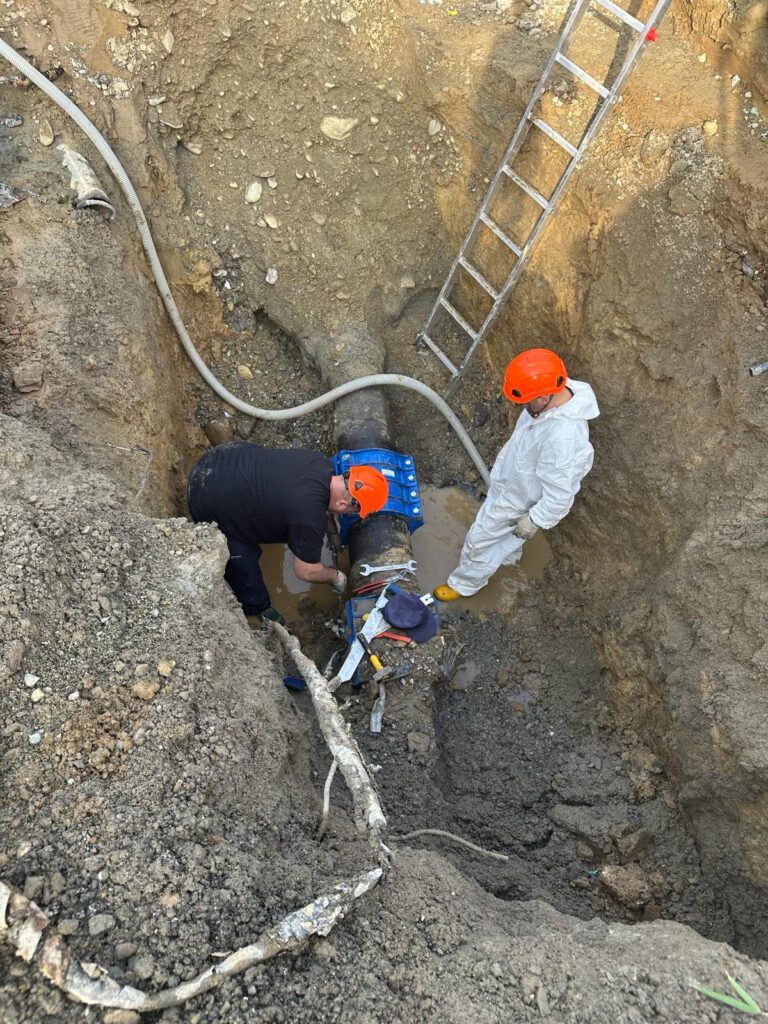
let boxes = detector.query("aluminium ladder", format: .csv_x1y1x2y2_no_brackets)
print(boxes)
418,0,671,396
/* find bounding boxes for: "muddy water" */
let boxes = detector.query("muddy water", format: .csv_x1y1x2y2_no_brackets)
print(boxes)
259,485,550,619
412,486,551,611
258,542,341,621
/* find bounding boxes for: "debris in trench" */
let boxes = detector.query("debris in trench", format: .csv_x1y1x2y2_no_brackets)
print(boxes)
320,116,359,141
0,183,34,208
0,871,382,1012
598,863,653,908
318,758,339,840
12,362,44,393
271,621,390,863
392,828,509,863
245,180,263,204
58,144,116,219
39,119,54,146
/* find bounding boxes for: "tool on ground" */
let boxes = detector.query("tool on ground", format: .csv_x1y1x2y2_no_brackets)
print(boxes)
374,629,416,646
417,0,671,395
356,631,409,684
333,584,403,686
358,559,417,577
370,661,411,734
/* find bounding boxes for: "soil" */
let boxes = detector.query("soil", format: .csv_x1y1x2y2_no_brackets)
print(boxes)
2,1,768,1022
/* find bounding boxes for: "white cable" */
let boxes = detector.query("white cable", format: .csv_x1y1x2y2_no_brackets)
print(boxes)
0,37,490,487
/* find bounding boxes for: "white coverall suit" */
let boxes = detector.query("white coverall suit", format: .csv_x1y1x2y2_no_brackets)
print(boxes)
447,378,599,596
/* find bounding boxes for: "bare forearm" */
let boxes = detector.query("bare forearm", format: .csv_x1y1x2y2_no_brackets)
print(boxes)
293,558,337,584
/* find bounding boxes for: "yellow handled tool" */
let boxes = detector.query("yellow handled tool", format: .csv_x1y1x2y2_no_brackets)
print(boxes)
356,631,388,679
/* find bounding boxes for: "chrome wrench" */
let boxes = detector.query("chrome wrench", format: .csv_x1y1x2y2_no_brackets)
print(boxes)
358,559,417,577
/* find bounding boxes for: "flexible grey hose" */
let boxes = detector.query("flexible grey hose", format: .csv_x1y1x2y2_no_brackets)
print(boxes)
0,36,490,487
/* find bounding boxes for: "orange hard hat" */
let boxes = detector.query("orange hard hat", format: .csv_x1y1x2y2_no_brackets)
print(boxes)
503,348,567,403
346,465,389,518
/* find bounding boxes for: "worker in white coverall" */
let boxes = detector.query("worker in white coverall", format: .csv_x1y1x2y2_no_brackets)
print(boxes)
434,348,599,600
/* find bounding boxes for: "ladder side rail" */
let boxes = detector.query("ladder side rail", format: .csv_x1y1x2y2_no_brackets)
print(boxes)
564,0,672,160
448,0,674,386
420,0,592,344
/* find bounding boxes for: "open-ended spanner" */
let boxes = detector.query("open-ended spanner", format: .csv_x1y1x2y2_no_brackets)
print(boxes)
358,559,417,577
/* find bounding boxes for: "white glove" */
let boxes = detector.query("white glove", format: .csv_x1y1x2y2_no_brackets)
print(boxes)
331,569,348,595
512,513,539,540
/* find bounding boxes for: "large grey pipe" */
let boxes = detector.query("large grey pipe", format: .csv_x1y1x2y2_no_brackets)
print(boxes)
304,329,416,584
0,36,490,489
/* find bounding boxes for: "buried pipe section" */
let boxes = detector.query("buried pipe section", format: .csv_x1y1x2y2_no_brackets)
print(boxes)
304,327,420,590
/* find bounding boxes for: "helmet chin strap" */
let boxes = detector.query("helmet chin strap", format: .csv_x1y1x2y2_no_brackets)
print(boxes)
529,395,553,418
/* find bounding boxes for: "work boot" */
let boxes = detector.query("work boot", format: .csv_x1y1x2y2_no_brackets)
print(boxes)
246,606,286,628
434,584,461,602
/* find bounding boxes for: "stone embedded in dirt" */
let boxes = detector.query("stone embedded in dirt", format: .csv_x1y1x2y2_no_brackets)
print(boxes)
130,953,156,980
575,840,594,862
104,1012,141,1024
237,363,254,380
428,118,443,136
265,268,278,284
264,213,279,229
245,180,263,204
183,139,203,155
132,679,160,701
203,417,235,446
5,639,25,672
312,211,327,225
599,864,652,908
12,362,43,393
23,876,44,901
88,913,116,937
267,177,277,189
0,114,22,128
702,120,718,136
30,688,44,703
57,918,79,936
400,274,415,289
668,184,698,216
115,942,138,960
321,116,359,141
39,120,54,147
162,29,175,54
615,827,654,864
157,658,176,678
451,659,479,690
340,4,356,24
28,731,43,745
407,730,432,754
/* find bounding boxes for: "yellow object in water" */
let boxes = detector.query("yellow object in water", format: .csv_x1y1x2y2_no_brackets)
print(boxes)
434,584,461,602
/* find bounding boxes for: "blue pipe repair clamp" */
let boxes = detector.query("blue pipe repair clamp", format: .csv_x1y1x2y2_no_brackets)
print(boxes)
331,447,424,544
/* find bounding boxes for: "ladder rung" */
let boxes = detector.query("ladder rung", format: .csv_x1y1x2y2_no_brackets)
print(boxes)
479,212,522,258
502,165,549,209
458,257,499,300
419,332,458,375
592,0,644,32
439,298,478,341
530,116,578,157
555,53,610,99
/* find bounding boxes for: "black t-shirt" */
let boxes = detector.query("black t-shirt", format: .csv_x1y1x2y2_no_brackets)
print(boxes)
187,441,332,563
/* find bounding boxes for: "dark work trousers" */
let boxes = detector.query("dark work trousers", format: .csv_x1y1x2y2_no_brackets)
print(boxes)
187,474,272,615
224,539,271,616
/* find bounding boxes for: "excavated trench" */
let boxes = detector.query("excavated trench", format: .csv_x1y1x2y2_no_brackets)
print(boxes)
2,2,768,1018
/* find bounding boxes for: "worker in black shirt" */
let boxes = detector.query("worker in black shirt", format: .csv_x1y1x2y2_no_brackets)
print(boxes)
186,441,389,624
